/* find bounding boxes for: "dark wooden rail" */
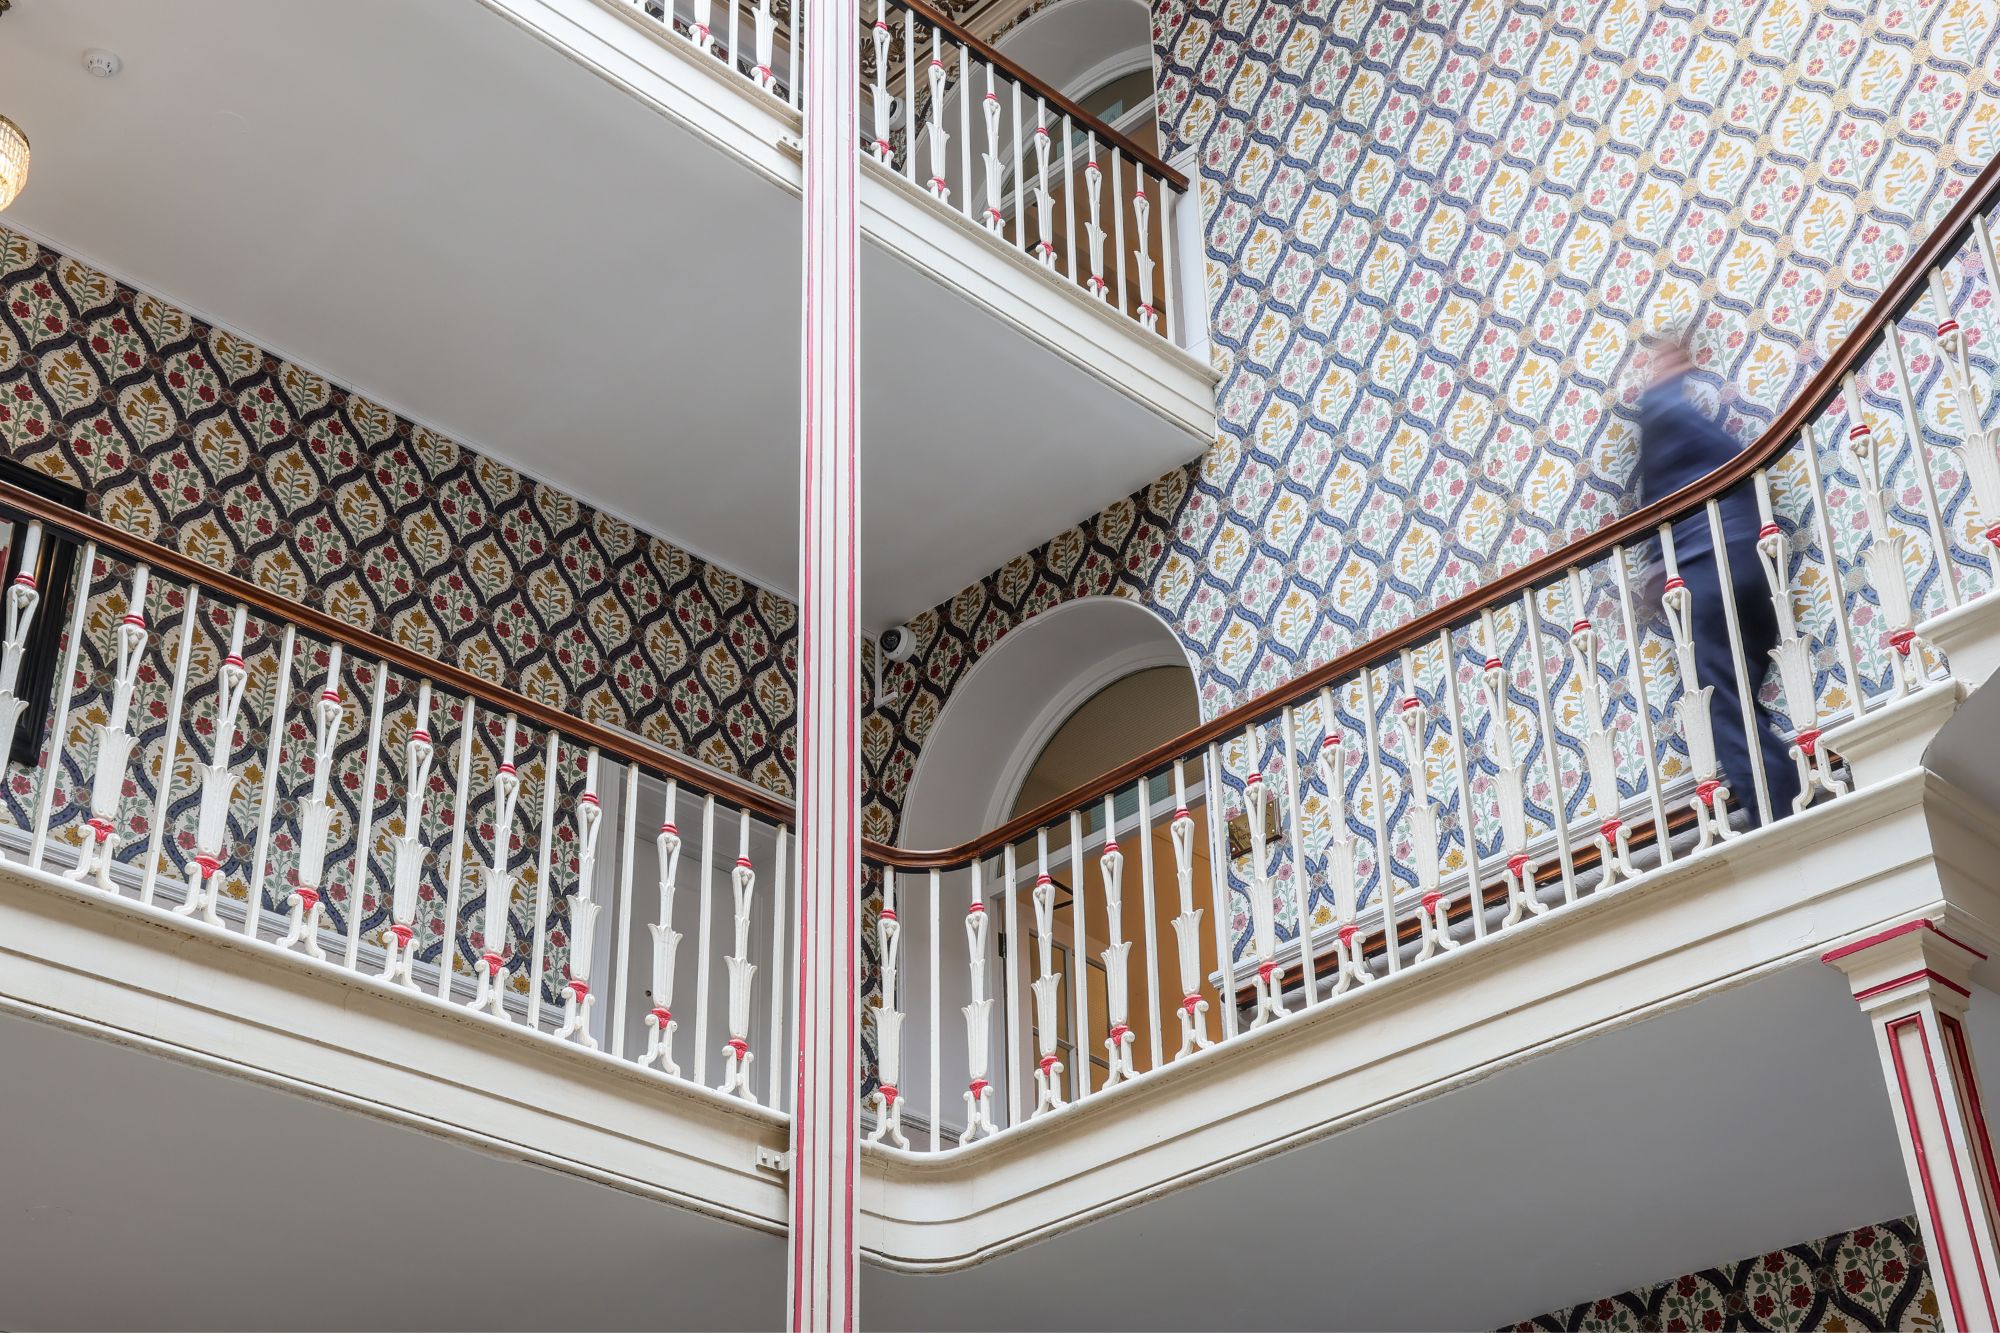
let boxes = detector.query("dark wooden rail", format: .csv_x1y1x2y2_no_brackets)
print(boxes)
883,0,1189,192
874,146,2000,870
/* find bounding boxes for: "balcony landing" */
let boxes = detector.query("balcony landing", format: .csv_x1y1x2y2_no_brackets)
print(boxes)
0,0,1217,629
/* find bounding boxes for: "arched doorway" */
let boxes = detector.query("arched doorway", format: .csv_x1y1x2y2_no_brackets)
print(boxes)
898,598,1224,1128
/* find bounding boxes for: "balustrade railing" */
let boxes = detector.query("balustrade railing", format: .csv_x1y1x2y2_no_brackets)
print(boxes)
851,154,2000,1152
3,153,1998,1165
0,490,798,1112
614,0,1191,344
859,0,1188,341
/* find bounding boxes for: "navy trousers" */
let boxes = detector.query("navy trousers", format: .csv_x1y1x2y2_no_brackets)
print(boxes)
1673,533,1802,825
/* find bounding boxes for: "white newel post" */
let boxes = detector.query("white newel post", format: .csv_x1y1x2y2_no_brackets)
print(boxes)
795,0,863,1318
1824,919,2000,1331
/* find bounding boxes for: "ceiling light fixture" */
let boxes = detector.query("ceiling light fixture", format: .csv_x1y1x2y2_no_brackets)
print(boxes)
0,116,26,212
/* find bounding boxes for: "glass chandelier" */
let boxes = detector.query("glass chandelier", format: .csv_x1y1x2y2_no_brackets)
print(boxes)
0,116,27,212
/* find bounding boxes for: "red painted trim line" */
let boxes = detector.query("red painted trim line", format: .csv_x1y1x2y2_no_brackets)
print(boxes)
1852,968,1972,1003
1888,1013,1999,1329
1942,1013,2000,1236
1821,918,1988,965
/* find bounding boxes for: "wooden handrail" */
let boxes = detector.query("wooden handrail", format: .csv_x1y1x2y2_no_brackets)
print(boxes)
883,0,1189,192
5,153,1993,874
0,477,800,827
868,147,2000,871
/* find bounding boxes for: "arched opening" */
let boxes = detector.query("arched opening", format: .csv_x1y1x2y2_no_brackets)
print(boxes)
897,598,1225,1132
1007,665,1197,818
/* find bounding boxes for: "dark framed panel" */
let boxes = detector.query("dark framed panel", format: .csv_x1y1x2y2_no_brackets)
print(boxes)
0,460,86,770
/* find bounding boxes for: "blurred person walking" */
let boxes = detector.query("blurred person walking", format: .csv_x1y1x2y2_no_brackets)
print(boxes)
1636,333,1802,825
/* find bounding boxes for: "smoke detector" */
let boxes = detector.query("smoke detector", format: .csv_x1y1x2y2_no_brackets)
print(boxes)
82,49,122,79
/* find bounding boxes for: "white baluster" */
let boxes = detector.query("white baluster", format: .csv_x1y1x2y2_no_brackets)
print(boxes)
644,779,684,1075
468,716,521,1019
978,68,1004,233
341,665,389,970
869,0,895,163
69,563,148,891
1658,530,1737,847
959,862,998,1144
1397,653,1456,959
1358,670,1403,975
278,645,345,958
179,606,248,924
1437,628,1484,942
1566,569,1637,884
555,749,603,1048
1843,374,1933,696
718,813,759,1100
525,732,560,1028
28,541,94,873
689,0,715,52
1756,473,1849,809
1167,760,1213,1056
923,32,949,201
1243,759,1286,1027
1314,689,1374,991
1928,270,2000,555
380,681,432,987
1028,830,1065,1115
1097,795,1136,1085
1884,324,1961,610
140,584,199,907
1133,170,1159,333
867,869,910,1146
751,0,777,90
1031,104,1056,267
1083,141,1108,301
0,521,44,761
244,625,296,939
1477,612,1545,925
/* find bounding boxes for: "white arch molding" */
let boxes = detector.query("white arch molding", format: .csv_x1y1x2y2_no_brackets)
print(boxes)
899,594,1200,850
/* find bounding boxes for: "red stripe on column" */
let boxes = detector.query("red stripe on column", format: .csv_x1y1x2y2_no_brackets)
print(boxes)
1887,1013,1999,1329
1941,1014,2000,1253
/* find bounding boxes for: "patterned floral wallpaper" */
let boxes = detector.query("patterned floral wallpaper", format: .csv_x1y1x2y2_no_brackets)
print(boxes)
863,0,2000,845
0,225,799,798
1508,1215,1938,1331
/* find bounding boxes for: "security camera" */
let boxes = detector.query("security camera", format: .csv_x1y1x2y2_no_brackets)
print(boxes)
879,625,919,663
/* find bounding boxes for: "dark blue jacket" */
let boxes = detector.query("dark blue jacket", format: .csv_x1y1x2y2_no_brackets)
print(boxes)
1636,374,1759,559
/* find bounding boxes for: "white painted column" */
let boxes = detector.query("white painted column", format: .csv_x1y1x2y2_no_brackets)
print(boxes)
1824,918,2000,1331
792,0,862,1324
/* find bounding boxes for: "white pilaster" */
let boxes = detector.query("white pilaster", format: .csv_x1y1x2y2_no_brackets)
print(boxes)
1824,918,2000,1331
793,0,862,1323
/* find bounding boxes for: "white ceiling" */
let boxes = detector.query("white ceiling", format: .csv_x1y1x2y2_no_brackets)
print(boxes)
0,1011,785,1331
0,0,1203,629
